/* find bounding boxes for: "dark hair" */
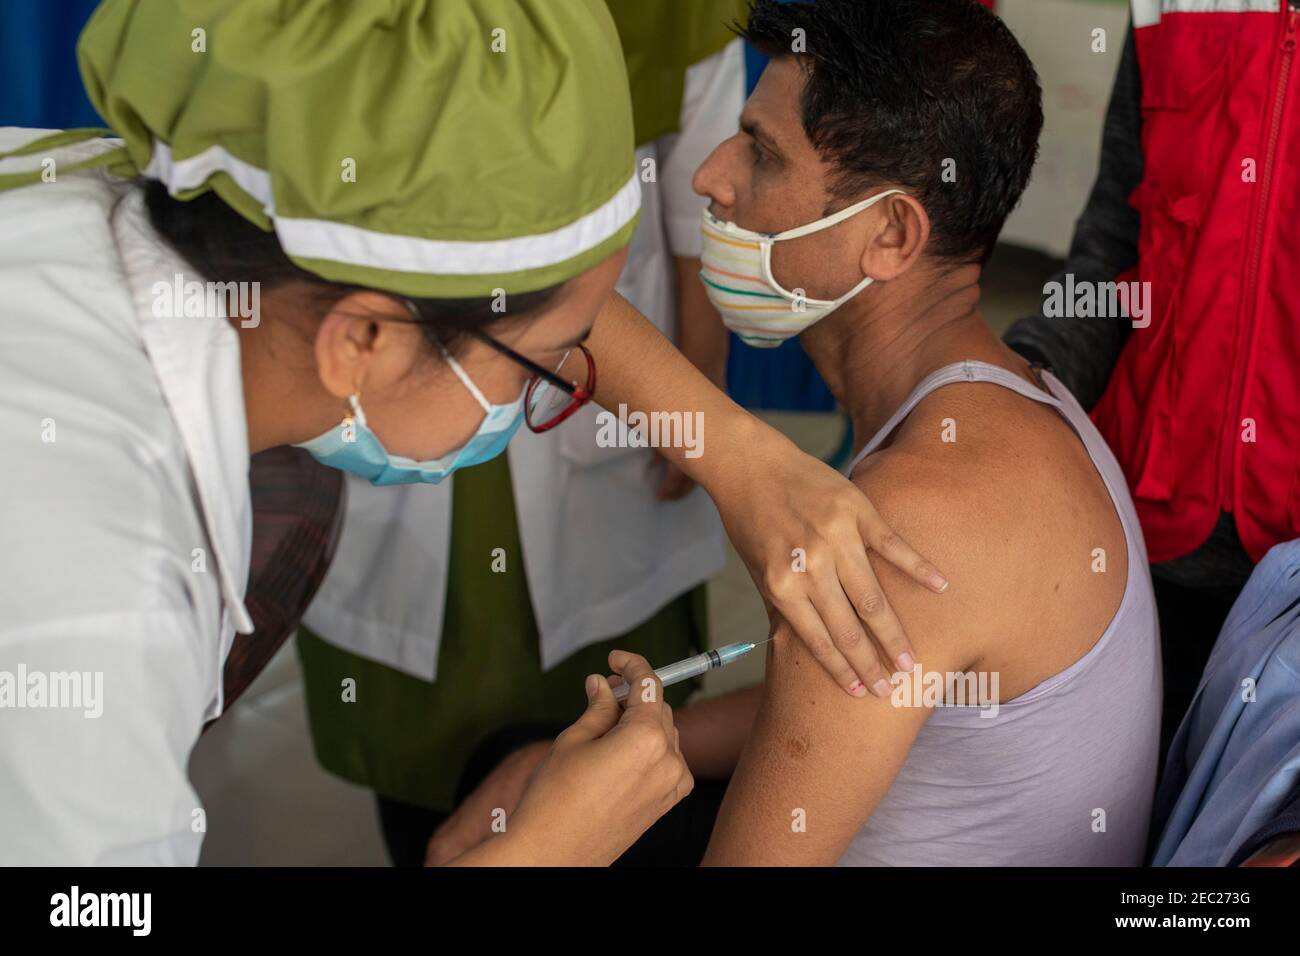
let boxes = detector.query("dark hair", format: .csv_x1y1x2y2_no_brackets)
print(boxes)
740,0,1043,264
141,179,560,354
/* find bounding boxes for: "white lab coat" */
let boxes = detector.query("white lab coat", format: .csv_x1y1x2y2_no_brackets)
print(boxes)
302,41,744,678
0,130,254,863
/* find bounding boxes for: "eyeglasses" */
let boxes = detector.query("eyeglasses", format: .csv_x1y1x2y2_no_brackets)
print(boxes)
468,329,597,433
397,298,596,433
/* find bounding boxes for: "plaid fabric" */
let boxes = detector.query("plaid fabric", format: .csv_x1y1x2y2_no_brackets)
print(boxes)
207,447,342,726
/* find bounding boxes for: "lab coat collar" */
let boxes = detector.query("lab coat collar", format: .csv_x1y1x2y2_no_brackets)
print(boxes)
109,184,256,636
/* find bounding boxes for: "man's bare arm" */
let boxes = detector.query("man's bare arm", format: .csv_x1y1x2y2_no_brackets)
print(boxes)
701,461,986,866
675,685,764,780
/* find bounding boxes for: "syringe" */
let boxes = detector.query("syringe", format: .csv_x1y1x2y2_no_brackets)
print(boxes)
612,641,760,702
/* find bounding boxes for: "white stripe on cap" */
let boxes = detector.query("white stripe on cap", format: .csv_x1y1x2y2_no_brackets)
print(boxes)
143,139,640,278
1131,0,1280,29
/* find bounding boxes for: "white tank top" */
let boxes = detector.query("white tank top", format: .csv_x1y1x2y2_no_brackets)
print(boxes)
838,361,1163,866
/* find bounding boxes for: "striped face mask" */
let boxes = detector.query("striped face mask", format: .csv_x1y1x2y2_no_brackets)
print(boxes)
699,189,905,347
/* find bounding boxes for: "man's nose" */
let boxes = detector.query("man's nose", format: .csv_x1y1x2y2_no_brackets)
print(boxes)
692,137,737,210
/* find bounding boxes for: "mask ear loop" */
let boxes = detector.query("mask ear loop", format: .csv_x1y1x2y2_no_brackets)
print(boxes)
400,298,494,415
759,188,906,305
438,344,494,415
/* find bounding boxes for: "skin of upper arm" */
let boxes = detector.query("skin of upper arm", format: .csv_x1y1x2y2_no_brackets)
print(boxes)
702,457,996,866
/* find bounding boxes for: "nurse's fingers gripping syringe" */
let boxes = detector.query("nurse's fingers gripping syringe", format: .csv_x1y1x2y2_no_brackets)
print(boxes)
611,641,763,702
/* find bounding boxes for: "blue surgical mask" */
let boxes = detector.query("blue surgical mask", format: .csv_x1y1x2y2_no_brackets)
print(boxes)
295,345,526,486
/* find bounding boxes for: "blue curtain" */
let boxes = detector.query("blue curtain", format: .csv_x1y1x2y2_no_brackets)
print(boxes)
0,1,102,128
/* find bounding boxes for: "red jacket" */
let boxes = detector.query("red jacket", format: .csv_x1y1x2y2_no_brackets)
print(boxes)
1092,0,1300,563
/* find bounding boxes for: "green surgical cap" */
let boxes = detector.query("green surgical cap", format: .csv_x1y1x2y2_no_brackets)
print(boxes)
74,0,640,297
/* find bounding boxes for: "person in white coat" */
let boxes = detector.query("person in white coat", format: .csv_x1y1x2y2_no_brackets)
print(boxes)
295,2,746,866
0,0,948,865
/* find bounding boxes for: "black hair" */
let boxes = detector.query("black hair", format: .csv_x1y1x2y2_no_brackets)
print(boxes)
740,0,1043,264
141,179,561,354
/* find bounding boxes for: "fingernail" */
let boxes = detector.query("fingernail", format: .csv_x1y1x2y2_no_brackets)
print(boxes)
929,572,950,592
871,678,892,698
897,652,916,672
585,675,599,701
848,680,867,698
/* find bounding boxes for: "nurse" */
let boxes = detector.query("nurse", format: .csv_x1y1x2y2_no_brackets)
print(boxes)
0,0,945,865
296,0,746,867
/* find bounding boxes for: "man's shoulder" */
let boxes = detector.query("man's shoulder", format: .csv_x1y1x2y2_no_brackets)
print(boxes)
851,402,1036,575
850,381,1130,676
860,377,1104,533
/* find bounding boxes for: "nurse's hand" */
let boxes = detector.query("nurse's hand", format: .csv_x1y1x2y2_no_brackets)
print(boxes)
714,428,949,699
444,651,691,866
425,740,548,866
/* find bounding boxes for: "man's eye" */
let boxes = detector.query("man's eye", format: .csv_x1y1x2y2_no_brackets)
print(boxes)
749,140,765,166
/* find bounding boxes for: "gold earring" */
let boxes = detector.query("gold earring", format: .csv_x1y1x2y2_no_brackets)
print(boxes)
341,393,362,443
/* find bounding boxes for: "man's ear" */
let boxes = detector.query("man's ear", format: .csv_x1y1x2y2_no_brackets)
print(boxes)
861,193,930,282
313,291,407,399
